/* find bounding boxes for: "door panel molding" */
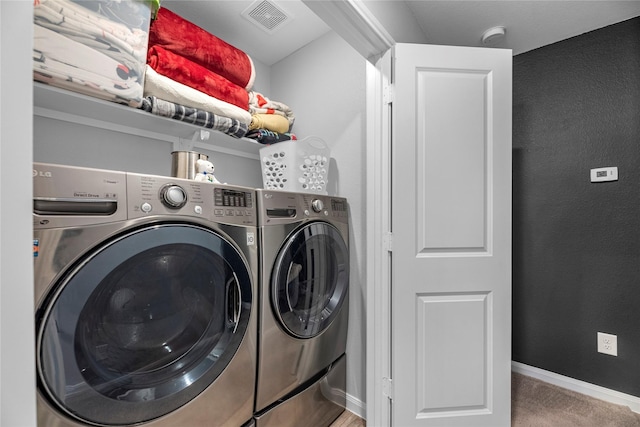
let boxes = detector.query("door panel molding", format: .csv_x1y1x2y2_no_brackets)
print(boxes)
415,292,492,417
415,68,491,255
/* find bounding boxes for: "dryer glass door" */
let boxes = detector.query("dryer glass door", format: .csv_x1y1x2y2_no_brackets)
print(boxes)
37,224,252,426
272,222,349,338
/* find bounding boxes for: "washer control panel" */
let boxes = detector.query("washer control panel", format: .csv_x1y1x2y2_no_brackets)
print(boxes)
32,163,257,228
127,173,255,226
33,162,127,229
212,187,254,224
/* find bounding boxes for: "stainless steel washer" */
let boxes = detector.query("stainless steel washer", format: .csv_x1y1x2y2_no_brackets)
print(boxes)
33,162,258,427
253,189,349,427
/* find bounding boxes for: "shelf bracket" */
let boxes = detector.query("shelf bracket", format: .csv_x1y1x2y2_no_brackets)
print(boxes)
174,129,211,152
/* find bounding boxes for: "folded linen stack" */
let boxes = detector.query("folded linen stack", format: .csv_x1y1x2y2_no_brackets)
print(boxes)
33,0,153,107
143,7,254,137
246,91,297,144
143,6,297,143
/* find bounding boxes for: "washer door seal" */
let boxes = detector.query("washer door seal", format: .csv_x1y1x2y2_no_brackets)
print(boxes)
37,223,252,426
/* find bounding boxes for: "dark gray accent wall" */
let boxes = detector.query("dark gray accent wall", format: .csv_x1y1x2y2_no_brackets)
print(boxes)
513,16,640,396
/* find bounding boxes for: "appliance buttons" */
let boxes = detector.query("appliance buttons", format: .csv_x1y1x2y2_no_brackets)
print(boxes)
141,202,152,213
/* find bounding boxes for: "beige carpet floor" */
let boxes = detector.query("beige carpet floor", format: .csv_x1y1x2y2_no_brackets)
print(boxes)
512,372,640,426
332,373,640,426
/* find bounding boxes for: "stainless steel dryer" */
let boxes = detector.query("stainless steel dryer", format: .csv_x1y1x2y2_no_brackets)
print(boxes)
33,162,257,427
253,190,349,427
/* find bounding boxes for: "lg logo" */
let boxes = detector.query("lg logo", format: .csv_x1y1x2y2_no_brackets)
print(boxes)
33,169,52,178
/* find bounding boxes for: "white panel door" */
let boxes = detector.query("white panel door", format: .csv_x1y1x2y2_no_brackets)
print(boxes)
391,43,512,427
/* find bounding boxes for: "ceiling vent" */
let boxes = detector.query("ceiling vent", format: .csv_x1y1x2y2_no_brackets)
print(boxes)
242,0,292,34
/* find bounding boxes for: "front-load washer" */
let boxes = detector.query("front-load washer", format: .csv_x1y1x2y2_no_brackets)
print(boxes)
33,162,258,427
253,190,349,427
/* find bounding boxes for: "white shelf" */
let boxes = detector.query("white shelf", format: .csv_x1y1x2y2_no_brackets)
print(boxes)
33,82,261,159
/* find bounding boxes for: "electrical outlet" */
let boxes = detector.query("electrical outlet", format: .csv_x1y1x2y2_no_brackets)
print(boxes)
597,332,618,356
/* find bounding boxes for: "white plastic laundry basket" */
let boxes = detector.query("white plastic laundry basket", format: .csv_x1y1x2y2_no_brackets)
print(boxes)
259,136,330,194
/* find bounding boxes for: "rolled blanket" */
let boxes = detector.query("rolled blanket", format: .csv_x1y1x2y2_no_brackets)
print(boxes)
245,129,297,145
249,114,291,133
149,7,256,90
147,45,249,111
144,66,252,125
139,96,248,139
249,91,295,129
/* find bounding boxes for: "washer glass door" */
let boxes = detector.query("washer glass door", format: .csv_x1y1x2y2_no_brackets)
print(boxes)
272,222,349,338
37,224,252,426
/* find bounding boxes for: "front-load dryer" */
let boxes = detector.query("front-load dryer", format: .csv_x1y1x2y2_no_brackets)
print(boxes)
253,190,349,427
33,162,257,427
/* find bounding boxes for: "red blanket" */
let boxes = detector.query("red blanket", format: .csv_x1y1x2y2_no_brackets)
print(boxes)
149,7,255,90
147,45,249,111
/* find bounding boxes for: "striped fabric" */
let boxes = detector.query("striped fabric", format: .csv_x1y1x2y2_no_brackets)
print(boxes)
140,96,248,138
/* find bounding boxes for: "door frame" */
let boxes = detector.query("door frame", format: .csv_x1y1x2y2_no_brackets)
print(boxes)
364,51,393,427
300,2,394,425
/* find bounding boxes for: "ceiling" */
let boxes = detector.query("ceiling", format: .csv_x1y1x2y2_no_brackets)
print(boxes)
404,1,640,54
160,1,640,66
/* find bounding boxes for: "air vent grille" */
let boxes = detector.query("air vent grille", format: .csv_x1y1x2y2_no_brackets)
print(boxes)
242,0,291,34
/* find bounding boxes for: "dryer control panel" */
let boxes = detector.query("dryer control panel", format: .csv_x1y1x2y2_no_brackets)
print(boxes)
257,189,348,226
300,194,348,222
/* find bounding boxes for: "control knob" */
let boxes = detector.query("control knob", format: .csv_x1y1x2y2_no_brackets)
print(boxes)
311,199,324,213
160,184,187,209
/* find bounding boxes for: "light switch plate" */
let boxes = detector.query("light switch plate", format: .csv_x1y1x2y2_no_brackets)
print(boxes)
590,167,618,182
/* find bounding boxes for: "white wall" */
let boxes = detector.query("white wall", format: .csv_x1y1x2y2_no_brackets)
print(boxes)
361,0,428,44
270,31,368,415
250,58,272,96
1,2,37,426
33,117,264,188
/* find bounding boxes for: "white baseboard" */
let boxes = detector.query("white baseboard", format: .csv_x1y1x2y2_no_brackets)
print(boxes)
512,361,640,414
345,392,366,420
